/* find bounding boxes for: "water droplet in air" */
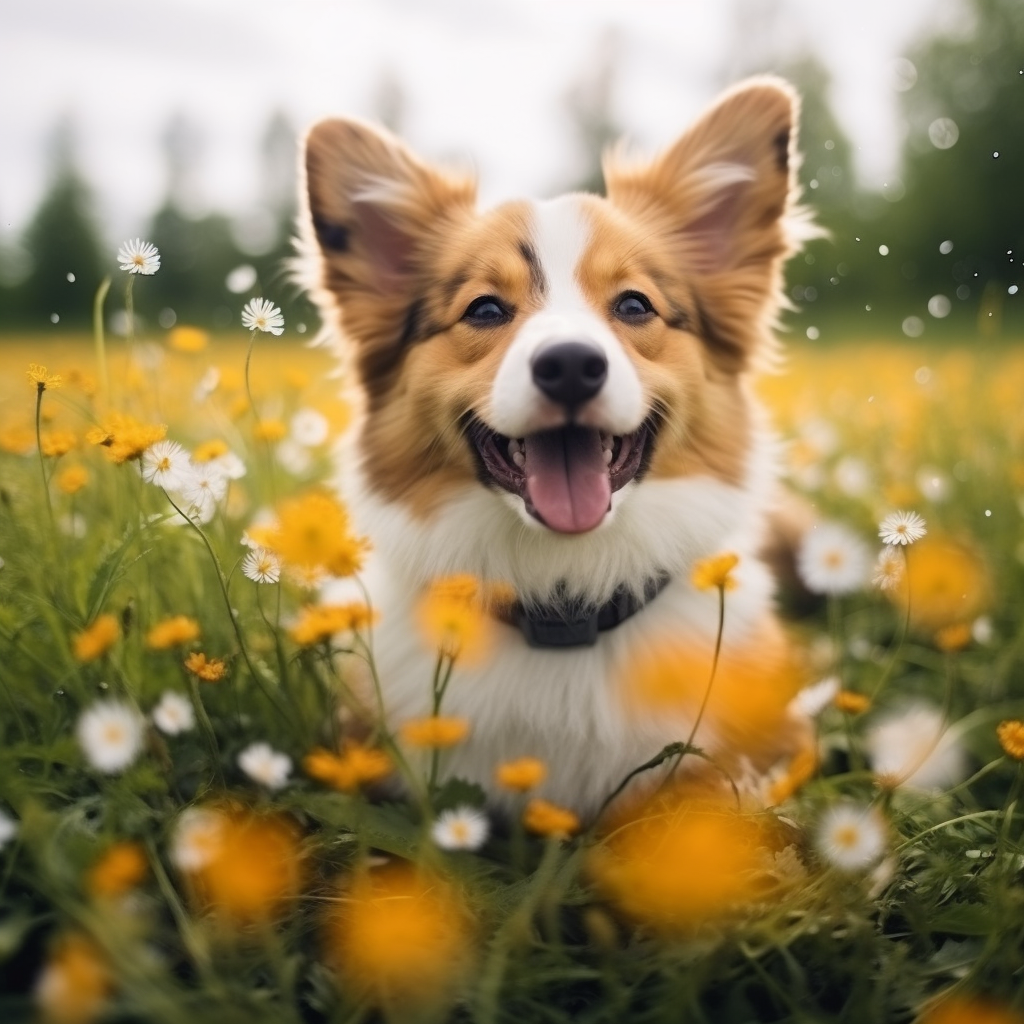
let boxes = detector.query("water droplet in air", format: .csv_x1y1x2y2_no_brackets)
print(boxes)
66,272,75,283
939,240,953,254
927,295,951,318
902,316,924,337
993,152,999,158
928,118,959,149
914,366,932,384
956,285,970,300
865,304,872,311
50,313,59,323
806,326,820,340
1009,285,1019,295
985,510,992,517
878,244,890,256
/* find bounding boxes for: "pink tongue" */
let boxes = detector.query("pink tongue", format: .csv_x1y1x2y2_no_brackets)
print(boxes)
524,427,611,534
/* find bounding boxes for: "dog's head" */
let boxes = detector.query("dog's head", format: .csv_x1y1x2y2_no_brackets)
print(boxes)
301,78,808,602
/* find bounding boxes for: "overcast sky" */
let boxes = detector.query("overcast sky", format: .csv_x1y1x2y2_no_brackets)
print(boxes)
0,0,955,242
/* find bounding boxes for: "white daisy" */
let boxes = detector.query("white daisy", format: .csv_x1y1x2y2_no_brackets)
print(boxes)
237,742,292,790
791,676,840,718
170,807,224,872
878,509,927,546
193,366,221,402
242,547,281,584
290,408,330,447
866,702,967,790
872,547,904,591
816,802,887,871
0,809,17,851
275,438,313,475
142,440,192,490
77,700,145,773
431,806,490,851
181,463,228,523
117,238,161,275
833,456,872,498
241,297,284,335
208,450,246,481
797,521,870,595
152,691,195,735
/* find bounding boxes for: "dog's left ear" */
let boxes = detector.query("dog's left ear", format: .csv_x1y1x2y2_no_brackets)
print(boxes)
605,77,804,367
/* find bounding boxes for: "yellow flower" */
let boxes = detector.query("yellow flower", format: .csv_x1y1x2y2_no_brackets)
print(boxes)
86,841,148,898
167,325,209,353
997,720,1024,761
35,933,111,1024
86,412,166,464
399,716,470,749
65,369,97,397
495,757,547,792
184,651,227,682
890,535,989,632
252,491,369,577
767,745,818,805
416,574,492,664
27,363,63,391
284,368,310,390
691,552,740,591
192,438,229,463
324,864,475,1011
56,465,90,495
288,603,376,646
72,615,119,663
0,424,35,455
935,622,972,652
522,798,580,838
252,418,288,442
146,615,201,650
40,429,78,458
917,995,1024,1024
179,807,303,924
834,690,871,714
303,743,393,792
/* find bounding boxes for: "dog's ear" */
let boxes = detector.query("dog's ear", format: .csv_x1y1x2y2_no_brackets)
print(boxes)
302,119,475,390
605,78,806,368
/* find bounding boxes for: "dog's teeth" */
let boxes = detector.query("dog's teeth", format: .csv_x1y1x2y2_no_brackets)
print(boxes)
603,448,613,465
600,433,613,452
512,451,525,468
507,438,522,459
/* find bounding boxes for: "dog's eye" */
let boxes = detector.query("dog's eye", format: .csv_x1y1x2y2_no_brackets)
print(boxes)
612,291,655,321
463,296,511,326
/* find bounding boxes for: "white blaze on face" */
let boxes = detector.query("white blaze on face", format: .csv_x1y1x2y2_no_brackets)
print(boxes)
488,195,644,439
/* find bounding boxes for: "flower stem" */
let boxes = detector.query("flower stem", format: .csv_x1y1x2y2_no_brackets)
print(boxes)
870,546,912,702
34,385,54,527
683,582,727,754
93,275,111,405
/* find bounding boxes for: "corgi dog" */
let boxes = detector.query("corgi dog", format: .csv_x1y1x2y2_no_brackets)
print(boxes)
301,77,813,818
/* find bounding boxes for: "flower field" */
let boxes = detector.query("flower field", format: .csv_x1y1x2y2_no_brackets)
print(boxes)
1,284,1024,1024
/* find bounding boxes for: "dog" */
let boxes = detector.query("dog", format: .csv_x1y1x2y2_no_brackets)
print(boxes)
300,77,814,818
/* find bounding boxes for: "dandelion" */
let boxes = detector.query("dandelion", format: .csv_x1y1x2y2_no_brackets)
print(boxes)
495,757,547,792
170,807,224,872
431,806,490,851
816,802,887,871
35,933,112,1024
117,238,160,275
522,798,580,838
253,418,288,442
891,536,990,631
834,689,871,714
242,547,281,585
290,408,330,446
918,996,1024,1024
193,438,229,463
40,429,78,458
935,621,972,652
72,615,119,662
167,325,208,352
56,465,90,495
183,652,227,682
691,551,739,591
152,691,195,735
241,297,285,335
325,864,475,1011
796,521,870,595
997,720,1024,760
27,363,63,392
878,509,927,546
417,575,491,664
181,462,228,523
87,412,166,464
303,743,392,792
400,716,470,749
141,439,192,490
86,842,148,899
146,615,200,650
872,547,904,591
0,810,17,851
76,700,145,774
867,702,967,790
288,602,375,645
238,742,292,790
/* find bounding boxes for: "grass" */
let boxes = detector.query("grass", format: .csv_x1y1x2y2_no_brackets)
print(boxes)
1,313,1024,1024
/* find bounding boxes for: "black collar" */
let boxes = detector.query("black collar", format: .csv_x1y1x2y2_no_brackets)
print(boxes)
503,573,671,649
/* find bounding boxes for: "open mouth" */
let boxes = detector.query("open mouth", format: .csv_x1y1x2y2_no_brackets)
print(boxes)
468,419,653,534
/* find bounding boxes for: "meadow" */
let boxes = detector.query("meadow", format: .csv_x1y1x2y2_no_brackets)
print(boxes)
1,278,1023,1024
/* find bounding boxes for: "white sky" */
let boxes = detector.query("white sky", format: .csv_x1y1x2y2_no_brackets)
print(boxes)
0,0,949,242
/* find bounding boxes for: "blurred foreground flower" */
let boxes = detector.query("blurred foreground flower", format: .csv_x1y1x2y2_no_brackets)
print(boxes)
400,716,470,749
56,465,90,495
72,614,119,663
288,602,375,645
879,509,927,546
0,810,18,851
325,864,475,1012
173,806,302,923
86,841,148,899
522,798,580,838
117,238,160,275
691,551,739,591
238,742,292,790
589,794,774,932
167,325,208,352
816,802,887,871
867,702,967,790
891,535,989,631
918,995,1024,1024
997,720,1024,760
241,296,284,335
303,743,392,792
496,756,547,792
873,547,904,591
416,574,493,664
152,691,195,735
35,933,112,1024
834,689,871,714
146,615,200,650
797,521,869,595
432,806,489,851
76,700,144,773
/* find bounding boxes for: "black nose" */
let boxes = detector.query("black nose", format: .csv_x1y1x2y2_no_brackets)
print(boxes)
531,342,608,409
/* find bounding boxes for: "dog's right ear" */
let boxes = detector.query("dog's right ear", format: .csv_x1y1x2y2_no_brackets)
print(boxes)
303,119,475,358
